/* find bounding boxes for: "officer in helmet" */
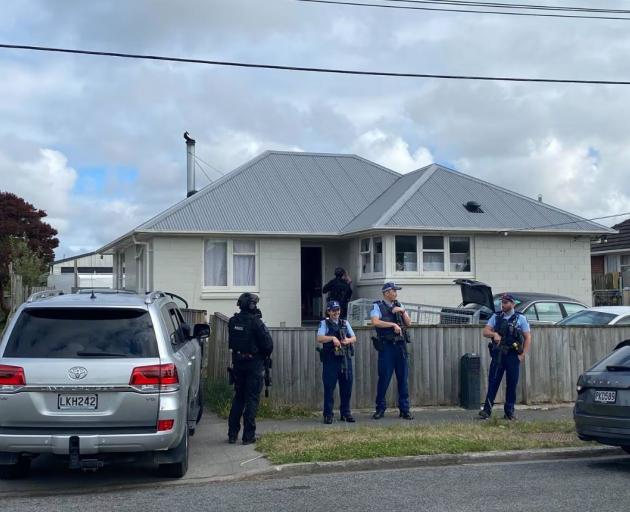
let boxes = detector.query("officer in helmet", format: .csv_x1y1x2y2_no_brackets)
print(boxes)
322,267,353,319
227,293,274,444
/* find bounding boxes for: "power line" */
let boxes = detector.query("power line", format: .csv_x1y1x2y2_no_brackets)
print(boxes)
384,0,630,15
2,43,630,85
296,0,630,20
513,211,630,232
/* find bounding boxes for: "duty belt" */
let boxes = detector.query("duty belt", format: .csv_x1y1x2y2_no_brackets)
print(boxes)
235,352,255,360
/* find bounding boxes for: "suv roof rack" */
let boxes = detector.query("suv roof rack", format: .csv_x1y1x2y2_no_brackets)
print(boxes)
144,291,189,308
75,289,136,295
27,289,65,303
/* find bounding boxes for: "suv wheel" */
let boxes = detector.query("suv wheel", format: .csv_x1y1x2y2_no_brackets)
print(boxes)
0,456,31,480
157,428,189,478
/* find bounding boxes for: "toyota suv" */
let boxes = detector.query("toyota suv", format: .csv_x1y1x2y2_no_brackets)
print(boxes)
0,290,209,479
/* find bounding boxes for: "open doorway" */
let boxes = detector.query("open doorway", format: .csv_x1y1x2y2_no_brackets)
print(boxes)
301,246,323,324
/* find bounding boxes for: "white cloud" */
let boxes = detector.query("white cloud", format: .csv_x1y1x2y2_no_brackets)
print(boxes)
351,129,433,173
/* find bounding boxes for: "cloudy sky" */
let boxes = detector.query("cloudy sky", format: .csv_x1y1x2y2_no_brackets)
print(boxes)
1,0,629,258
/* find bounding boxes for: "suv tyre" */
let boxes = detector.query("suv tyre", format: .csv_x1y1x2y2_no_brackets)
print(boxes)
0,456,31,480
157,428,189,478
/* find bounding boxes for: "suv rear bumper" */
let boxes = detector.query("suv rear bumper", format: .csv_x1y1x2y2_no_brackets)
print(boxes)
0,428,182,455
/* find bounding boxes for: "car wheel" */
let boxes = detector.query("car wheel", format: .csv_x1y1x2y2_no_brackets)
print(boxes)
157,428,189,478
621,446,630,455
0,457,31,480
196,382,204,424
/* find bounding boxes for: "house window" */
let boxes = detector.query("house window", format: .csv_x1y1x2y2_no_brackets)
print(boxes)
203,239,257,288
422,236,444,272
449,237,471,272
396,236,418,272
360,237,384,275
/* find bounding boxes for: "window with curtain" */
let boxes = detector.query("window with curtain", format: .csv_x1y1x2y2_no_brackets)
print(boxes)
204,240,227,286
233,240,256,286
449,237,471,272
360,237,384,275
204,239,257,288
396,236,417,272
422,235,444,272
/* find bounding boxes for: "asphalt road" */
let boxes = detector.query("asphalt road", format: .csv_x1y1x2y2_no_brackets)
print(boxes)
4,455,630,512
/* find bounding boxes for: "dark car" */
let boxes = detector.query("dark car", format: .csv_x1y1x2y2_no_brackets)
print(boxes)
574,345,630,453
441,279,587,324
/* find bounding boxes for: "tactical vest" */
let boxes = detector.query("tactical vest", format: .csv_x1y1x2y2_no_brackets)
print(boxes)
494,312,523,345
374,301,398,339
327,279,349,303
228,312,258,354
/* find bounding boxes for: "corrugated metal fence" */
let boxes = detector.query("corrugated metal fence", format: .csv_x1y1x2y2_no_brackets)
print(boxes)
207,313,630,409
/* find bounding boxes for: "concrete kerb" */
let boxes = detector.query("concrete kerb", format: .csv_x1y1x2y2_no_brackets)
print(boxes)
256,446,625,481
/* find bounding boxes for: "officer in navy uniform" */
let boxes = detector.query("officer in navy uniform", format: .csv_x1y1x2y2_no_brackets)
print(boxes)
317,300,357,424
479,293,531,420
227,293,274,444
322,267,353,319
371,282,413,420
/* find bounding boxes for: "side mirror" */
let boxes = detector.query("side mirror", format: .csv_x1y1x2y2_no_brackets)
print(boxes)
181,323,192,340
193,323,210,339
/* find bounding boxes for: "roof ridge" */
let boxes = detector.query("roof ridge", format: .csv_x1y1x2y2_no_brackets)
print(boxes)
430,164,610,231
374,164,439,227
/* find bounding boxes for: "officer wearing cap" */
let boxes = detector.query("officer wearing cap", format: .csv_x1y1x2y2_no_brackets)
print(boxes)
317,300,357,424
370,282,413,420
479,293,531,421
227,293,274,444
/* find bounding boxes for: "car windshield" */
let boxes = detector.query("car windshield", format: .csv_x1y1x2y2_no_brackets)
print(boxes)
557,310,617,326
492,296,522,311
591,346,630,372
3,308,158,358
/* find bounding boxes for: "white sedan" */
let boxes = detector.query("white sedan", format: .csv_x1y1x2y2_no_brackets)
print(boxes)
556,306,630,326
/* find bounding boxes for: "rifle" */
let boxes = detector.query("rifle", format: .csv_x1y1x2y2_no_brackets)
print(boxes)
336,321,354,376
263,357,272,397
393,302,411,358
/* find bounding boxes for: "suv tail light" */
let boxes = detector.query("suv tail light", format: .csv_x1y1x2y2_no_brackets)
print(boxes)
129,364,179,392
0,365,26,393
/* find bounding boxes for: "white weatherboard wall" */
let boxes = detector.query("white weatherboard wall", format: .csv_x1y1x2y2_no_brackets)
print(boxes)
353,234,592,307
151,237,301,327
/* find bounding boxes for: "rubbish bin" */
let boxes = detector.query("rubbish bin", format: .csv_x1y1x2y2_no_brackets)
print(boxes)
460,353,481,409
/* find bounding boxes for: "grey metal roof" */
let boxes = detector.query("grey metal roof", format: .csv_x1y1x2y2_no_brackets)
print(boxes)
138,151,400,234
342,164,612,234
99,151,612,253
591,219,629,253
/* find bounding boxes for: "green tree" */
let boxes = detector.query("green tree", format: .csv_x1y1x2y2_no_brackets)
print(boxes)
0,192,58,316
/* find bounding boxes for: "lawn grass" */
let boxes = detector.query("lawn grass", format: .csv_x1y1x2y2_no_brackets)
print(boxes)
205,378,315,420
257,419,586,464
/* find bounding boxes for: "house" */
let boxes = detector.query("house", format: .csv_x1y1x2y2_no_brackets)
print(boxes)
48,251,113,293
591,219,630,304
98,151,613,327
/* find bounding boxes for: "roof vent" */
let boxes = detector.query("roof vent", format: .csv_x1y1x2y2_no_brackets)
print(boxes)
463,201,484,213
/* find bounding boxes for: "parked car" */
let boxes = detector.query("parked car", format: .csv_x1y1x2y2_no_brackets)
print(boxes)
0,290,209,479
574,344,630,452
441,279,587,324
556,306,630,326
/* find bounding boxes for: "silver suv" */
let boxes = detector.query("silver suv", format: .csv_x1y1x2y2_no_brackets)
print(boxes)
0,290,209,479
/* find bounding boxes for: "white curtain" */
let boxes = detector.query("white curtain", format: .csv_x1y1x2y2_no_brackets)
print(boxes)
423,252,444,272
233,240,256,286
204,241,227,286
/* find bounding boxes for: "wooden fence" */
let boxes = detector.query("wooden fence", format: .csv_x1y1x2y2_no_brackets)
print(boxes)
207,313,630,409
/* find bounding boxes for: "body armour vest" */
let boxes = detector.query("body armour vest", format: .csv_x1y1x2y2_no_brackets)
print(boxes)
374,301,398,339
494,312,523,345
323,319,347,352
228,313,258,354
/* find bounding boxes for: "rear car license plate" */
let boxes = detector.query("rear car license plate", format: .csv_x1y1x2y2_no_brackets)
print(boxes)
58,394,98,410
594,390,617,404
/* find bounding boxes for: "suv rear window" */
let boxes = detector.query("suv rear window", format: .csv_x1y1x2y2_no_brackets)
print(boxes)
591,346,630,372
3,308,158,358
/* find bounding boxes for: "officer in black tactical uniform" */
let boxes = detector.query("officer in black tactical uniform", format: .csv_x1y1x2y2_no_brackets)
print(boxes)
227,293,274,444
323,267,353,319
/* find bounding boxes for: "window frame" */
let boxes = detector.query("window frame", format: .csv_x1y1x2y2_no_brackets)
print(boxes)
392,234,474,278
202,239,259,292
359,236,385,278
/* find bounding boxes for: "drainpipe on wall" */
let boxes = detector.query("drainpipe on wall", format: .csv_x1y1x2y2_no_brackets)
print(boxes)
184,131,196,197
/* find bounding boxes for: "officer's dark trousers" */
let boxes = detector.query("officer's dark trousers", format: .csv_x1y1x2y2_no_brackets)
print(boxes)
322,354,353,417
375,341,409,413
483,350,520,416
228,359,264,441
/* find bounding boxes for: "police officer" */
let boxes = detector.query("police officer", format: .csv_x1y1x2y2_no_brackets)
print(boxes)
322,267,353,319
317,300,357,424
479,293,531,421
227,293,274,444
371,282,413,420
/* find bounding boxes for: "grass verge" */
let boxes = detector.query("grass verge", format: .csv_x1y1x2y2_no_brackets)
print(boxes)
257,419,587,464
205,378,315,420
